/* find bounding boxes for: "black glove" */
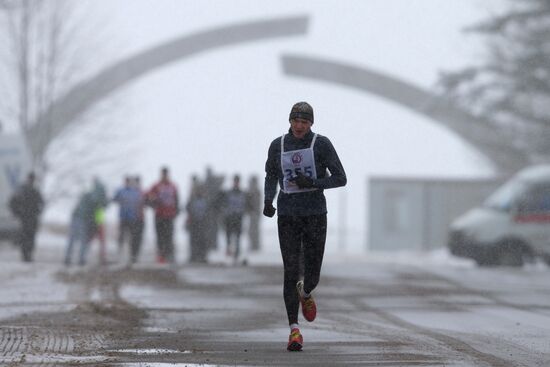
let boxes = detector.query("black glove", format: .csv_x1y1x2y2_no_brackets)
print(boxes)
291,172,314,189
263,201,276,217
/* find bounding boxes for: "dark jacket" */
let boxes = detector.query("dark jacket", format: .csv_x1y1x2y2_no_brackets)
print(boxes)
264,129,346,216
9,183,44,223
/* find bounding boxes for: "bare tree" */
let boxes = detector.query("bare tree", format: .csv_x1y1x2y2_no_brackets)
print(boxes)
439,0,550,164
0,1,131,207
0,0,100,167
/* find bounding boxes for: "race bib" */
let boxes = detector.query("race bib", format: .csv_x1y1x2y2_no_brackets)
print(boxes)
280,134,318,194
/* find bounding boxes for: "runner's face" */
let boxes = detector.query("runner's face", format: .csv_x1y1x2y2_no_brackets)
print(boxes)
290,118,312,139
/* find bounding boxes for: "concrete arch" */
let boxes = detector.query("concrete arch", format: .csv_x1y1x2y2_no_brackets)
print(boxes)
281,55,529,173
27,16,309,158
27,17,528,173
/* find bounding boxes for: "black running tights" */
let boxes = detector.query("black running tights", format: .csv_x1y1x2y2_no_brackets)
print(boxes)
278,214,327,325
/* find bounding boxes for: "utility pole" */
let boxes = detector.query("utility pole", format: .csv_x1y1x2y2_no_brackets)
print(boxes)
338,188,347,252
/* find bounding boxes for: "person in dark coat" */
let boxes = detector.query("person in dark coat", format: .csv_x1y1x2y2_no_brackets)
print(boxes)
246,175,262,251
203,167,224,251
185,183,209,263
9,172,44,262
222,174,247,263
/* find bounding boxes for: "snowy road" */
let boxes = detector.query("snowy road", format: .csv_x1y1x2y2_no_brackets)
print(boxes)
0,238,549,366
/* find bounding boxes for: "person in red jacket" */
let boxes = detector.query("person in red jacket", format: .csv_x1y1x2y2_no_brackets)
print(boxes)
146,167,179,263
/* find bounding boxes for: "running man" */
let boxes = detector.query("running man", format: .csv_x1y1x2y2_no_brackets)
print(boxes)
263,101,347,351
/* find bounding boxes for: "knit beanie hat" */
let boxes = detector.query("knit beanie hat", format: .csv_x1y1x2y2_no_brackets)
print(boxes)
289,101,314,124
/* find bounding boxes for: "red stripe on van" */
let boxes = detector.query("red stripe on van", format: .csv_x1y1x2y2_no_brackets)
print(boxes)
515,213,550,223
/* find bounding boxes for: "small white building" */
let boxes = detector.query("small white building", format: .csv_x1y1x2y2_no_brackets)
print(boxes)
368,176,503,251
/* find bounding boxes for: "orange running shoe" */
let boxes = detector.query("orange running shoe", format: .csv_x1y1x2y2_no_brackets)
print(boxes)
287,328,303,351
296,280,316,322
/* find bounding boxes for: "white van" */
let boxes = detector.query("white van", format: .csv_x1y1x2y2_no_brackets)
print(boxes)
449,165,550,266
0,133,32,240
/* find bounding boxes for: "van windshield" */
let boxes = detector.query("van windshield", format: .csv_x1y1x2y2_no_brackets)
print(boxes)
483,179,529,211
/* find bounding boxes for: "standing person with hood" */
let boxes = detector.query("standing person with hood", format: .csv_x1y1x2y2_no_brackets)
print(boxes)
9,172,44,262
131,175,146,263
64,189,99,266
263,101,346,351
113,176,133,256
222,174,247,263
146,166,179,263
203,167,224,251
91,177,108,264
185,182,209,263
246,175,262,251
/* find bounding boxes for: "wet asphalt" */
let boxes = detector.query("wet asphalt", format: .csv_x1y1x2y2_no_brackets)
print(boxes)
1,239,549,366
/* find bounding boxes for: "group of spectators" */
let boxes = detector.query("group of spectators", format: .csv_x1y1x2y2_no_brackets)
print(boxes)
185,169,261,264
8,166,262,266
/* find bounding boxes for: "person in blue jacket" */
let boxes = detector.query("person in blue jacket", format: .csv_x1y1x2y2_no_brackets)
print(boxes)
113,176,145,264
263,101,347,351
